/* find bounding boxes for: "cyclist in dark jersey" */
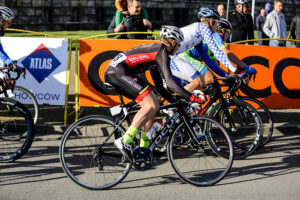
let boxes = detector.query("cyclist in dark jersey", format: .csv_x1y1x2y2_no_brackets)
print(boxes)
105,25,207,160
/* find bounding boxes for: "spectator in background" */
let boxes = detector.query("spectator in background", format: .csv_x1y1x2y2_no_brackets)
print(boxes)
115,0,129,15
228,0,254,44
265,3,272,15
114,0,151,30
217,4,226,18
108,0,152,39
263,0,287,47
289,15,300,48
256,8,269,45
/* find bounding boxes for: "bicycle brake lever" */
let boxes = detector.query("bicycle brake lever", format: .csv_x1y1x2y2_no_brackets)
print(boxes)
252,74,256,82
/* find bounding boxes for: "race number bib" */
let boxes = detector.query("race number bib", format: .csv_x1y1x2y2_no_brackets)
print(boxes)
109,53,127,68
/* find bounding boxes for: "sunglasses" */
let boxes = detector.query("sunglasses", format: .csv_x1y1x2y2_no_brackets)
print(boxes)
3,17,12,24
243,4,250,8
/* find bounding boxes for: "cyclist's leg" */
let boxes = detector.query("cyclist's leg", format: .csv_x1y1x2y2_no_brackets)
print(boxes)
130,91,160,131
171,53,214,92
105,64,159,146
132,91,159,148
171,54,204,91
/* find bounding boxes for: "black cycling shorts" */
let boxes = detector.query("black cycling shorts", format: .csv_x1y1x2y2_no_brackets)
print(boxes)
105,62,151,103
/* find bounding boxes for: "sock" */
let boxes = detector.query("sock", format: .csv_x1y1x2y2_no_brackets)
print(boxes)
140,131,150,148
123,126,138,144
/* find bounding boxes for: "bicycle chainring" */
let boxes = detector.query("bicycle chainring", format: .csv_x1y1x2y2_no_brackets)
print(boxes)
133,146,154,170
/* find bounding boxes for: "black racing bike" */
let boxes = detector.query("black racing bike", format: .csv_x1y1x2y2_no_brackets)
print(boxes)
60,84,234,189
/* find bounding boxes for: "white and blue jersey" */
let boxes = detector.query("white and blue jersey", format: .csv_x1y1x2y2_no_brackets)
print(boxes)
170,22,236,82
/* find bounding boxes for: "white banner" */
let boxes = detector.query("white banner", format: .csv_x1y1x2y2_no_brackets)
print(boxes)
0,37,68,105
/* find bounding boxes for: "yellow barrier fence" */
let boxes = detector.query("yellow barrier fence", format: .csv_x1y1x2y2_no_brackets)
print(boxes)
5,28,300,124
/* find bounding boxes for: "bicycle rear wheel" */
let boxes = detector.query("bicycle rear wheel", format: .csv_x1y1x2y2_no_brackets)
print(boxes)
60,115,132,190
209,99,263,159
168,116,233,186
239,97,273,148
0,98,34,162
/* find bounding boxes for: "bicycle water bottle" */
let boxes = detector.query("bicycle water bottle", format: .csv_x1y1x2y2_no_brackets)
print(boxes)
147,121,163,139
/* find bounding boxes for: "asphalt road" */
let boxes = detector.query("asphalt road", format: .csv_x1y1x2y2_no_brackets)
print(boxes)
1,125,300,200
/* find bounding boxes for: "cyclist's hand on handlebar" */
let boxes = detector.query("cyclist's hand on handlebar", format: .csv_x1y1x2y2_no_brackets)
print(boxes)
189,93,207,104
0,71,9,81
244,65,257,76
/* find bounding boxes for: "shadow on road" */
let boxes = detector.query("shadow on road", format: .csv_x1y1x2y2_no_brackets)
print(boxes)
1,126,300,189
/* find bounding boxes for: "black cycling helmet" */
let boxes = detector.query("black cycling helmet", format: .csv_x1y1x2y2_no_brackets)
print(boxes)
197,7,220,20
217,18,232,30
234,0,249,5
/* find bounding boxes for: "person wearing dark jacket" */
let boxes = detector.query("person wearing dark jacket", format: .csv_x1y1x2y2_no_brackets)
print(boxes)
256,8,269,45
290,15,300,48
107,0,152,39
228,0,254,44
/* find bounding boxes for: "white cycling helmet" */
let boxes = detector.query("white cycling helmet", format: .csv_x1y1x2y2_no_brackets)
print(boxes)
234,0,249,5
160,25,184,45
0,6,14,20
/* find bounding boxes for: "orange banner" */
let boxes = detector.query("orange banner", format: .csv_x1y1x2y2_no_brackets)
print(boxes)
79,39,158,107
80,39,300,108
228,44,300,108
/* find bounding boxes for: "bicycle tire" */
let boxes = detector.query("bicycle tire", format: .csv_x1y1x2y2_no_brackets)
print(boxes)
60,115,132,190
0,97,34,162
8,86,39,126
208,99,263,159
239,97,273,148
168,115,233,186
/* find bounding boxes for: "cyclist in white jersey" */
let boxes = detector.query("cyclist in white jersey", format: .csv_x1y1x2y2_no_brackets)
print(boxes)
170,7,237,92
0,7,24,84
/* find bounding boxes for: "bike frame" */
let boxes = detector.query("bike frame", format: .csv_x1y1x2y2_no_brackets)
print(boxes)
100,96,202,163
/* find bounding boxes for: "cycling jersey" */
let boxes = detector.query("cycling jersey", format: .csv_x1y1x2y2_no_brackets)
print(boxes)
170,22,236,83
0,39,14,66
105,43,192,102
189,32,229,77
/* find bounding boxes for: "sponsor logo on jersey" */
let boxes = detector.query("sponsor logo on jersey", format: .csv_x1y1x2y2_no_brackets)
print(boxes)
127,55,151,65
121,75,142,90
21,44,61,83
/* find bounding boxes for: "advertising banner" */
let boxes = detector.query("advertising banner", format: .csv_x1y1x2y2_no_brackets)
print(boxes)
80,39,300,109
0,37,68,105
79,39,158,107
228,44,300,108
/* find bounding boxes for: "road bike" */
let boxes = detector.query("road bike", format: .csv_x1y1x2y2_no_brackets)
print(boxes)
60,84,233,189
190,75,263,159
220,75,273,148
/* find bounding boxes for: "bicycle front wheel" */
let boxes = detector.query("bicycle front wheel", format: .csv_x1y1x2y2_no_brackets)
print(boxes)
209,99,263,159
0,98,34,162
9,86,39,126
239,97,273,148
168,116,233,186
60,115,132,190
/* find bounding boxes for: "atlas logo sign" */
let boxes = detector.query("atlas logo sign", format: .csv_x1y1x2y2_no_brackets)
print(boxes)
22,44,61,83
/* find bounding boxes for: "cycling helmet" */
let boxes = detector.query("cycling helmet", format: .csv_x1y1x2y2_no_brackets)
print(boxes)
198,7,220,20
0,6,14,20
160,25,184,45
234,0,249,5
217,18,232,30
